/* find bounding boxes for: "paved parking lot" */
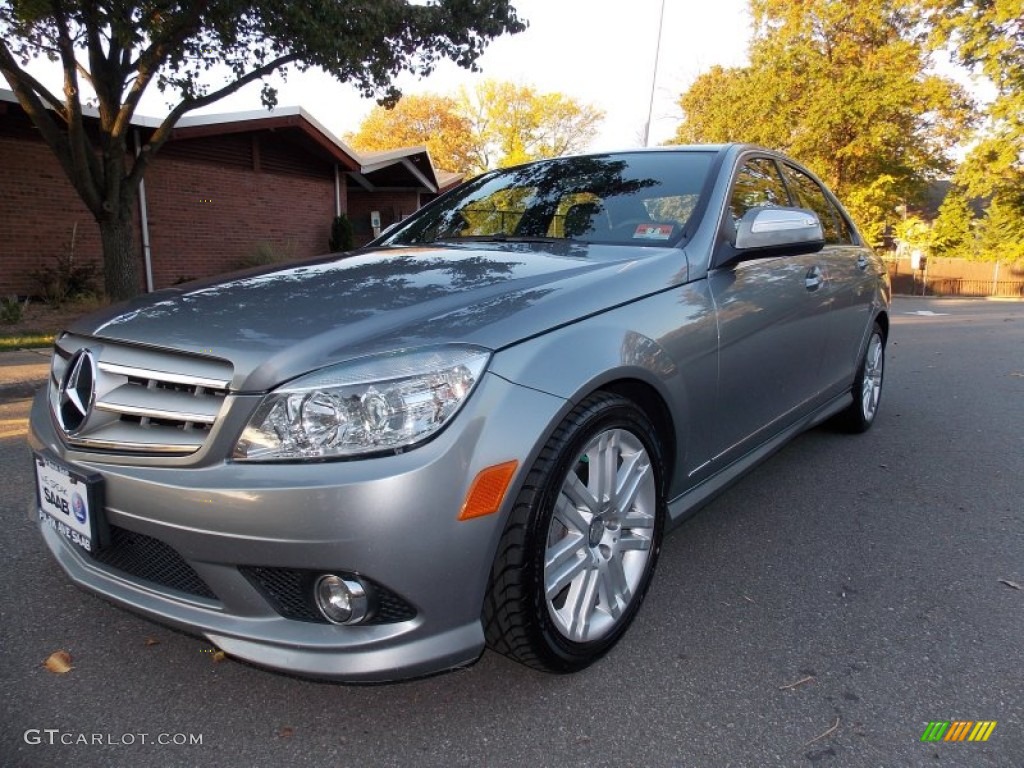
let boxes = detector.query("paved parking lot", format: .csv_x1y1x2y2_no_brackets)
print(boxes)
1,297,1021,767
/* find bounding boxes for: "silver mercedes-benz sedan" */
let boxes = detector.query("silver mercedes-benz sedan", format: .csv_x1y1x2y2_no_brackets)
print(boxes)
28,145,890,681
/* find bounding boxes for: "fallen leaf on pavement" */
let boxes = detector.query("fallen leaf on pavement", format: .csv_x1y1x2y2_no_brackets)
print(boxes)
43,650,73,674
144,637,160,647
999,579,1021,590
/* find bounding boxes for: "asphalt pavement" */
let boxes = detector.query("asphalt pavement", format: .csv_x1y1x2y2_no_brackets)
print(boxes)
1,297,1021,768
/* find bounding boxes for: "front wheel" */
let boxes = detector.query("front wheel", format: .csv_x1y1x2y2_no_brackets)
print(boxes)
836,322,885,433
483,393,666,672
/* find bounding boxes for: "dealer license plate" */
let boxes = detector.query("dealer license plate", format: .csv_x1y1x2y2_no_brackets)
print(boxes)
34,453,106,553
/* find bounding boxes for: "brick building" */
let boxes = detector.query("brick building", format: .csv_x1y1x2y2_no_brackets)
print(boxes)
0,88,461,296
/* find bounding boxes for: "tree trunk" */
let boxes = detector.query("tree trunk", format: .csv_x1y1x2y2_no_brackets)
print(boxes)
99,216,140,301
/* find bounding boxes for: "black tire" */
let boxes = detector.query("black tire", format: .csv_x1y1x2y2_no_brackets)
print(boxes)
482,392,666,673
835,321,885,433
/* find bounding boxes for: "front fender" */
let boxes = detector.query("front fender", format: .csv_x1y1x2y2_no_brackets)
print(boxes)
488,281,719,498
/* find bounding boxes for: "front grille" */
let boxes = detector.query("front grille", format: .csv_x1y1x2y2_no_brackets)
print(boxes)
240,566,417,625
90,525,217,600
50,335,233,455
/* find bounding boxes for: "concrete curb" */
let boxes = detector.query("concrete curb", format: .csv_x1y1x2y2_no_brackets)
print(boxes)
0,348,51,403
0,379,46,402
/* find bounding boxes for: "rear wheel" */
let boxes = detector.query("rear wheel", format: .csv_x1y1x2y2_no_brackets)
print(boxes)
483,393,666,672
836,322,885,433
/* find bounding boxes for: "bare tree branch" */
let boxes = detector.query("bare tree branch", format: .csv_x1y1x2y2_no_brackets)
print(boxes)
126,53,299,189
112,6,210,139
84,2,117,111
0,40,66,113
52,2,104,212
125,5,207,83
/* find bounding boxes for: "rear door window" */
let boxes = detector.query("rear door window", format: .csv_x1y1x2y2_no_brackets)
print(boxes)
782,164,854,245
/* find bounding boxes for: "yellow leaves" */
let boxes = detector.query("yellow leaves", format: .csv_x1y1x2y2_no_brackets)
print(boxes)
199,645,227,662
462,80,604,169
843,175,898,248
41,639,230,677
345,81,604,177
892,215,933,251
43,650,73,674
345,93,476,175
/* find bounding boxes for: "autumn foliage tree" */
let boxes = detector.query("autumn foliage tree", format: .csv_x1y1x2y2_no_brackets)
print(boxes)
347,79,603,177
343,93,477,175
460,80,604,172
0,1,525,299
673,0,972,245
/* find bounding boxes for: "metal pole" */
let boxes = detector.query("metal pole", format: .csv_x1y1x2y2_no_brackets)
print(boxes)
334,164,342,217
134,129,154,293
643,0,667,147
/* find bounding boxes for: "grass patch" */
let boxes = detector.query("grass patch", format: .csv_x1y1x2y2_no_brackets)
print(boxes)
0,332,56,352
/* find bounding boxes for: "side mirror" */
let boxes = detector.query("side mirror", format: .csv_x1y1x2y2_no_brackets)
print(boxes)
734,207,825,257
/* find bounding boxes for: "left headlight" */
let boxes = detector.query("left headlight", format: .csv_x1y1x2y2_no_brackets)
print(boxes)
233,345,490,461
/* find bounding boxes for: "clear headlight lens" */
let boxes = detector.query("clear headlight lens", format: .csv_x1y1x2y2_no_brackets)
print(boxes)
233,346,490,461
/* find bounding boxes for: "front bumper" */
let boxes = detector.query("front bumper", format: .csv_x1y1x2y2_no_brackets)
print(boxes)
28,372,566,681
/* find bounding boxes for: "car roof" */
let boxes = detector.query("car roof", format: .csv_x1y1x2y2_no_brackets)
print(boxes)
497,144,785,170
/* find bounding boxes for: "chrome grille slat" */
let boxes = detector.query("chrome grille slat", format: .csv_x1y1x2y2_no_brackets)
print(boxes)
66,424,209,453
95,383,222,424
96,344,231,388
97,361,229,390
51,335,233,455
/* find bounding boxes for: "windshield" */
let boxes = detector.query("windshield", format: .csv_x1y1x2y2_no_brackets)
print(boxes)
382,152,716,248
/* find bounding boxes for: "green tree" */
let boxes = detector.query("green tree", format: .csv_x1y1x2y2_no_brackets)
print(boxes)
344,93,476,174
923,0,1024,214
673,0,972,245
975,198,1024,262
893,214,933,254
930,187,975,258
0,1,524,300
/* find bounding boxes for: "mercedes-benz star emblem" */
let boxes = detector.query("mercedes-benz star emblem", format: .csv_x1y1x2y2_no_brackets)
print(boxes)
58,349,96,434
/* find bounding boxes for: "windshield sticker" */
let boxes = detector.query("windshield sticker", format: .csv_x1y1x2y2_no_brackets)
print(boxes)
633,223,674,240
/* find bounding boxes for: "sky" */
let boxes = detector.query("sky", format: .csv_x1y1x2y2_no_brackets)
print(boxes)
10,1,995,157
129,0,755,151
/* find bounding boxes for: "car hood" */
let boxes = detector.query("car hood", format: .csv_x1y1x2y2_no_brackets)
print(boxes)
74,243,687,391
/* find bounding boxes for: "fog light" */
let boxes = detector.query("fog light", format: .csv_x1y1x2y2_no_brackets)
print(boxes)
314,575,369,625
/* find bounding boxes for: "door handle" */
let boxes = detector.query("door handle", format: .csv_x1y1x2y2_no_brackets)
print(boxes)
856,254,869,271
805,266,824,291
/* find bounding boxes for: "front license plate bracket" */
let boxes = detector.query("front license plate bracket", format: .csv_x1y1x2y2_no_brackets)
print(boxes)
34,452,108,554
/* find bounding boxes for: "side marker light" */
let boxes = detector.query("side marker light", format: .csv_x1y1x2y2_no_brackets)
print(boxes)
458,461,519,521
